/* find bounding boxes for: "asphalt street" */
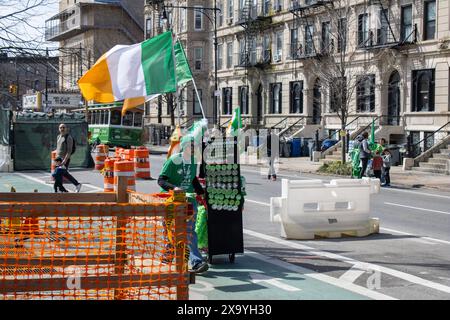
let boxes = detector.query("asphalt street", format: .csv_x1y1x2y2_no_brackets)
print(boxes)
2,153,450,300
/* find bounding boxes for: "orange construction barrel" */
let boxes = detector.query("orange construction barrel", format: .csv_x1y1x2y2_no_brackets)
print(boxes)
103,158,117,192
134,148,151,179
94,144,107,171
114,160,136,191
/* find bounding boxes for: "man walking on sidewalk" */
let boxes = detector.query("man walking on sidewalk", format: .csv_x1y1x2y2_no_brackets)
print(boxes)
55,123,82,192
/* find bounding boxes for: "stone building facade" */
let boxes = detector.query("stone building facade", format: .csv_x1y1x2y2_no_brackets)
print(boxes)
45,0,145,91
145,0,450,150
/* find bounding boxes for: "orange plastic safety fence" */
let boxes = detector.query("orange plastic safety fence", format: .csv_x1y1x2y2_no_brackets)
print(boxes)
0,201,191,300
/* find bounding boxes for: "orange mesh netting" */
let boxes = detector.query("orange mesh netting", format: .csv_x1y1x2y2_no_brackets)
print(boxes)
0,200,191,300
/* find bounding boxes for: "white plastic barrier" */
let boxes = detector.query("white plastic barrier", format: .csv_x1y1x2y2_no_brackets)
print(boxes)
270,178,380,239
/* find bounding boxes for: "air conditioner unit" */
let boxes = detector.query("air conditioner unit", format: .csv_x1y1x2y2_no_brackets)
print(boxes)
274,4,282,12
226,18,233,25
274,54,282,62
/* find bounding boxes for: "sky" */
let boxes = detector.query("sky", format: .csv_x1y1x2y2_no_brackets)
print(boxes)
0,0,60,53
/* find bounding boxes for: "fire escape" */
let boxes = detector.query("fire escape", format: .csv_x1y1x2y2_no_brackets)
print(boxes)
289,0,333,61
236,0,274,70
358,0,418,50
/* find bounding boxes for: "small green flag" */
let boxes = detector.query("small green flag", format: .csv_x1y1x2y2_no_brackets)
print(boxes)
226,107,242,136
370,118,375,145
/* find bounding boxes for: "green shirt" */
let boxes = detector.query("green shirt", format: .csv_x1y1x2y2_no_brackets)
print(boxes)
159,153,197,193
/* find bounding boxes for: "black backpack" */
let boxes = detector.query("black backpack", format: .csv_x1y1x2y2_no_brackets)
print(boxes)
64,134,76,155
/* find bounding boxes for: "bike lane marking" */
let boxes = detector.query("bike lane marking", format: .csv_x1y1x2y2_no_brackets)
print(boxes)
191,250,389,300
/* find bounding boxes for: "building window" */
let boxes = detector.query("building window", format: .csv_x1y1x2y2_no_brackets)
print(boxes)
275,31,283,61
270,83,282,114
226,42,233,68
263,35,271,62
194,47,203,70
249,37,256,65
358,13,369,46
239,38,246,65
145,18,152,39
194,6,203,31
180,8,186,32
321,21,331,53
424,0,436,40
193,89,203,115
290,28,298,59
227,0,233,19
337,18,347,53
412,69,435,112
218,2,224,27
134,112,143,127
290,81,303,114
239,86,249,114
356,75,375,113
217,43,223,70
401,5,413,42
305,24,314,55
223,87,233,115
377,8,389,45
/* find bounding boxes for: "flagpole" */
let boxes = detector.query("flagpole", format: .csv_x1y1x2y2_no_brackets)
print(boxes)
168,30,181,128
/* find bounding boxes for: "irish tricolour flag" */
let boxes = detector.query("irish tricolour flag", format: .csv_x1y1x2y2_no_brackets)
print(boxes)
78,31,192,112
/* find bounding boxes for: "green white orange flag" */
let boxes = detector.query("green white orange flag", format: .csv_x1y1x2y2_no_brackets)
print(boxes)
226,107,242,136
121,40,194,115
78,31,194,115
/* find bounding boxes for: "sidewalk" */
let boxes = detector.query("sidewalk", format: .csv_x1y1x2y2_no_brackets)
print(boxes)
147,144,450,193
245,156,450,193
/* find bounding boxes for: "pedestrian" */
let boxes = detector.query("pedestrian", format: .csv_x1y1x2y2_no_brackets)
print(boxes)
358,131,371,178
266,130,277,181
372,151,383,180
56,123,77,170
52,157,82,193
158,136,209,274
55,123,82,192
382,149,392,187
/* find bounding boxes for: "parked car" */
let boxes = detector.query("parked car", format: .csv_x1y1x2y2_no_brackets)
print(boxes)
321,139,339,152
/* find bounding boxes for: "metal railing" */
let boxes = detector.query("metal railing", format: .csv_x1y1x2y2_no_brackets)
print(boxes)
408,121,450,158
237,48,272,68
270,116,289,130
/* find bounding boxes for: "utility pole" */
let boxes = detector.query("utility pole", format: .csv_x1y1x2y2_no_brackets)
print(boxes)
213,0,219,127
45,47,49,112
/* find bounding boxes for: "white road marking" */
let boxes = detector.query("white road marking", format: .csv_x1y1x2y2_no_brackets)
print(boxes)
382,188,450,200
249,272,302,292
384,202,450,216
246,199,271,207
247,198,450,246
380,227,450,246
244,229,450,295
16,172,104,192
339,264,367,283
246,251,395,300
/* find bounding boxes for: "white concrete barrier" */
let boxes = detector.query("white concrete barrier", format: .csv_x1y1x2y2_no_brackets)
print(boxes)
270,178,380,239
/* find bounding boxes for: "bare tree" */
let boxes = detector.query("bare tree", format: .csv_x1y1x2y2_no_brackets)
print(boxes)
0,0,58,54
304,0,379,163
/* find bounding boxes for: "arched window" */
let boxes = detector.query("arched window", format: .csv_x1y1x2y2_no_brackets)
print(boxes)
222,87,232,115
412,69,434,112
270,83,282,114
239,86,249,114
290,81,303,114
388,71,401,125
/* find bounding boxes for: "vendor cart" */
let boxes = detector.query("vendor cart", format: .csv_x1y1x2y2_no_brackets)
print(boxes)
204,136,244,264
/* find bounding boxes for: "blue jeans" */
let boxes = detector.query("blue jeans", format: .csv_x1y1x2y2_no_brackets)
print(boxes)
187,200,204,267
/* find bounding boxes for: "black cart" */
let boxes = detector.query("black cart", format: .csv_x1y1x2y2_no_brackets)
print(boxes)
204,136,244,264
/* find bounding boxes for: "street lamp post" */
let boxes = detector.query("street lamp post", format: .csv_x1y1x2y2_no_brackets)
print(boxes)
163,3,221,126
